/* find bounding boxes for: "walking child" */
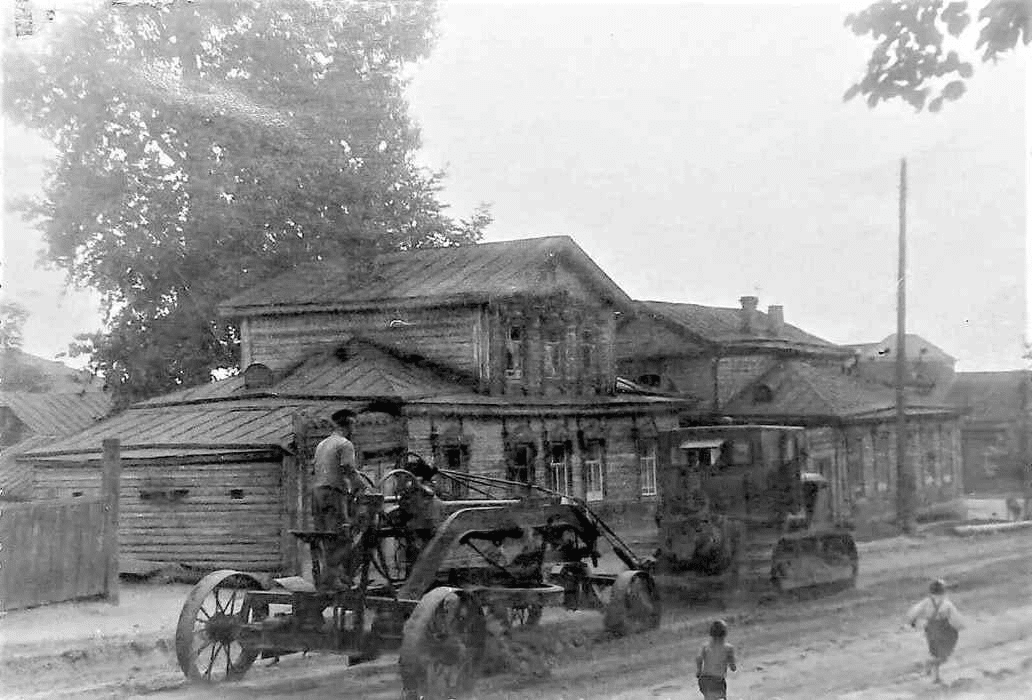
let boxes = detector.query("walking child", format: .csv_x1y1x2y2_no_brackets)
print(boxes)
695,619,737,700
907,578,964,684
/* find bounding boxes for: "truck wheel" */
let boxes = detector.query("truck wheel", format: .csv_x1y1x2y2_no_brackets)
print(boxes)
399,587,487,700
603,570,661,636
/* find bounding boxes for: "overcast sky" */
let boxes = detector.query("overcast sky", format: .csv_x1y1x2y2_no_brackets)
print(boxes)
2,1,1028,371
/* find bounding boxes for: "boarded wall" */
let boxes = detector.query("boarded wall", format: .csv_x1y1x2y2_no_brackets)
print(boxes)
0,497,108,610
33,454,286,572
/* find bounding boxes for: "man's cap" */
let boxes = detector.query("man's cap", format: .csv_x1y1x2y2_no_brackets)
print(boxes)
929,578,946,595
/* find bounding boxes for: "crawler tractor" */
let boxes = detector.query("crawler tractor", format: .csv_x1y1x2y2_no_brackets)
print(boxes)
654,425,858,593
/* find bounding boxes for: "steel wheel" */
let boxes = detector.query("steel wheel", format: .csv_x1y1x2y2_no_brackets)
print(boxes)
399,587,487,700
603,570,661,636
175,570,264,683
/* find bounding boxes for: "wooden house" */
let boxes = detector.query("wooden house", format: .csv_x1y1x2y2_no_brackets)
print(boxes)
946,370,1032,495
722,360,963,536
616,298,964,536
21,237,688,572
0,391,112,500
615,296,853,409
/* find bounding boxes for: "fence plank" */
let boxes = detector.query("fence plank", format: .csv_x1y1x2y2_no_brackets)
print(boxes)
0,498,109,611
101,439,121,604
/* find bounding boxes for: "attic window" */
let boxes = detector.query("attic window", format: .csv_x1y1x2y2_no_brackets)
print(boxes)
637,374,662,388
752,384,774,403
243,363,274,390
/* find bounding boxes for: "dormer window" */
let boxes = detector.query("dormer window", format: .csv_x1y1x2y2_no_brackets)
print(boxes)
752,384,774,403
505,324,524,379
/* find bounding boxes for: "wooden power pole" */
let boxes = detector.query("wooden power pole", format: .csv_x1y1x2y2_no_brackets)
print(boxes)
896,159,915,533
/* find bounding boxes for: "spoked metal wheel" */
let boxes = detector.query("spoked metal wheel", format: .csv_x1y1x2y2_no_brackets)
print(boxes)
399,587,487,700
175,569,265,683
603,570,661,636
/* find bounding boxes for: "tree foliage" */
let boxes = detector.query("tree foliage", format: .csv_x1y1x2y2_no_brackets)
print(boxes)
4,0,490,408
0,303,51,392
844,0,1030,111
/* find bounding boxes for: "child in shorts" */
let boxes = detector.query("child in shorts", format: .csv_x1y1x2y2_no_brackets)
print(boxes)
907,578,964,684
696,619,737,700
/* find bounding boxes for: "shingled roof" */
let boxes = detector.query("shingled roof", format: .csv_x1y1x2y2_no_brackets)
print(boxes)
219,236,633,316
724,360,956,421
846,333,956,363
633,300,848,354
0,391,112,435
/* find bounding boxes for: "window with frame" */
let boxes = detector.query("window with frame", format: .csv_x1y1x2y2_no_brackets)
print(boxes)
549,443,572,496
442,442,470,498
507,442,534,484
924,450,937,486
543,325,563,379
580,329,595,374
639,439,658,496
505,324,524,379
584,440,605,501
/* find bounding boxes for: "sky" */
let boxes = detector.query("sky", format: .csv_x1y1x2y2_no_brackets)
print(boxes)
2,0,1028,371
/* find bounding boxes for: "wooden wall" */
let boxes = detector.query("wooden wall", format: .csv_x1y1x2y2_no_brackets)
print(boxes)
0,497,108,610
244,307,481,377
33,453,286,572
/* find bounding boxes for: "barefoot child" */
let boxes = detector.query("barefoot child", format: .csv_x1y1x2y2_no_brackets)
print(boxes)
907,579,964,683
696,619,737,700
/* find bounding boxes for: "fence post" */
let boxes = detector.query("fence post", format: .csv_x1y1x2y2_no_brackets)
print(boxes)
101,438,121,604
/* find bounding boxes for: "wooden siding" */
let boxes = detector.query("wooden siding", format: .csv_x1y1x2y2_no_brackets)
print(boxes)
407,409,679,511
489,301,616,397
34,456,286,572
245,307,481,376
0,497,108,610
805,418,963,536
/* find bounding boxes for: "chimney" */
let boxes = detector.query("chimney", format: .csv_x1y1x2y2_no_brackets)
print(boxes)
767,305,784,336
739,295,759,333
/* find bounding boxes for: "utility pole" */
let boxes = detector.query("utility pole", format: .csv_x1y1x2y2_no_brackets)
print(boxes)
896,158,915,533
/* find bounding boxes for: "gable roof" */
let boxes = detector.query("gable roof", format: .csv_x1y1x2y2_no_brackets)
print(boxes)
633,301,848,355
219,236,633,317
946,370,1030,423
723,360,956,421
846,333,955,363
138,339,475,407
0,391,113,436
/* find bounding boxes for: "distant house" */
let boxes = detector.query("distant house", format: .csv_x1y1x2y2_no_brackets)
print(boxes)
617,300,965,535
946,370,1032,495
21,237,688,572
0,391,113,500
845,333,956,399
722,360,963,535
0,349,103,393
616,296,853,410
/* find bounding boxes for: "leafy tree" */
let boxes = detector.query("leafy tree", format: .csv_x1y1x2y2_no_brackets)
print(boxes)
4,0,490,408
0,302,50,392
844,0,1030,111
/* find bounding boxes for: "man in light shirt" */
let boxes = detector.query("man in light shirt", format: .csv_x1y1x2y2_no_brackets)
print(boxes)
311,408,361,531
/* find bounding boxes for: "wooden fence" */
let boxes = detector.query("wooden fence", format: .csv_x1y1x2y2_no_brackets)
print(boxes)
0,439,120,611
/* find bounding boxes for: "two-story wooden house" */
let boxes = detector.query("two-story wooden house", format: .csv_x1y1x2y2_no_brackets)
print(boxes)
21,237,688,572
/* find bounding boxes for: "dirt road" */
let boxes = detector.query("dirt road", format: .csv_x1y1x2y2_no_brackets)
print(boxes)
6,531,1032,700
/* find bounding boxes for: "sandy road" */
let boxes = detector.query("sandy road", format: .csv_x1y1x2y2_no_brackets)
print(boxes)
6,530,1032,700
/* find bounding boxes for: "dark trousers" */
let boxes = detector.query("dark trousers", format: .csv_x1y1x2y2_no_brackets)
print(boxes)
312,485,345,531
